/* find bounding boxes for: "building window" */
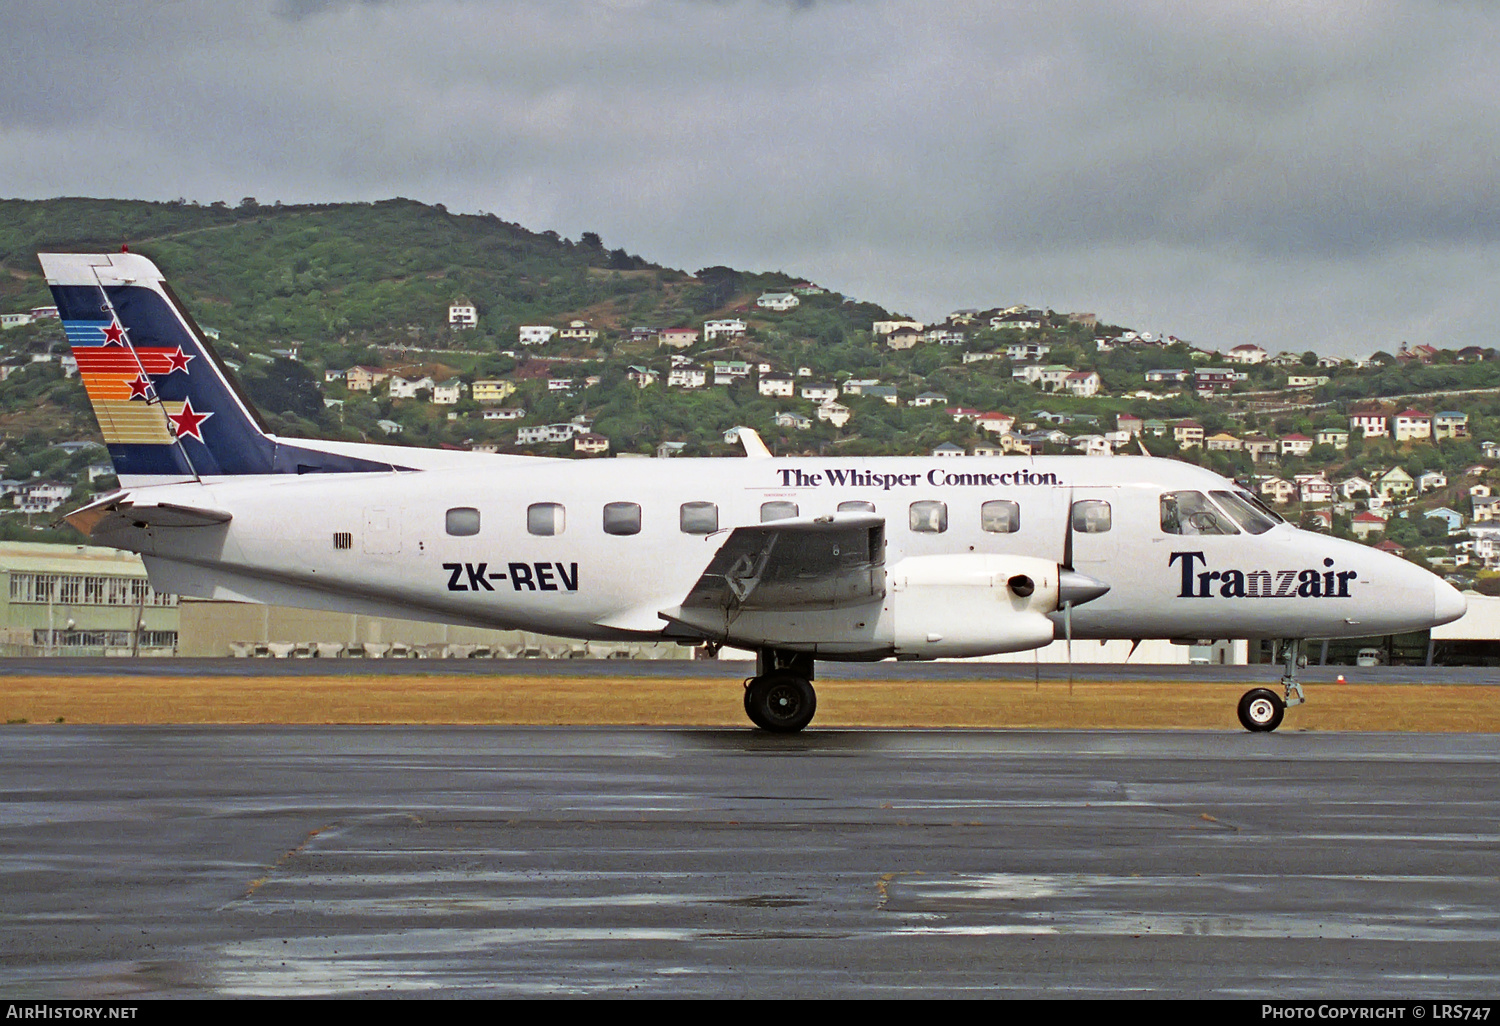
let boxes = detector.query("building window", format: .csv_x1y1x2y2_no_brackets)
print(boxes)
838,500,876,513
603,502,642,536
446,507,481,537
1071,499,1112,534
680,502,718,534
980,500,1020,533
909,500,948,533
528,503,565,536
761,501,798,522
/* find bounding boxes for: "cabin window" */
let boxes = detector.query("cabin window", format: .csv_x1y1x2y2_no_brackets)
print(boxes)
445,507,481,537
980,499,1020,533
1071,499,1112,534
909,500,948,533
680,501,719,534
1210,490,1281,535
838,500,876,513
761,501,798,522
527,502,565,536
1161,491,1238,535
603,502,642,536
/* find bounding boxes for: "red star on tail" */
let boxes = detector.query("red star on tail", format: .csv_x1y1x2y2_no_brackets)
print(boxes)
165,347,194,374
168,398,213,442
100,320,127,346
127,374,153,400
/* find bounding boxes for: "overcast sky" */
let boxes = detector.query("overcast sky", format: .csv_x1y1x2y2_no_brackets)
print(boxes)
3,0,1497,356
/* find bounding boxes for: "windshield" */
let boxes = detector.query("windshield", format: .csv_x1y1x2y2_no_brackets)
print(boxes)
1161,491,1239,535
1210,489,1283,535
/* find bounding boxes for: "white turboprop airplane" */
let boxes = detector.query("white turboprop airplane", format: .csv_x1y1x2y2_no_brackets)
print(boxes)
42,251,1467,732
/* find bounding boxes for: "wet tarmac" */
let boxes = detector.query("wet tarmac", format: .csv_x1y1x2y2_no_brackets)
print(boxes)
2,727,1498,998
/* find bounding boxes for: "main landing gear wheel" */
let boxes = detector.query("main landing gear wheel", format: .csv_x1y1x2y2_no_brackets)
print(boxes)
1237,687,1285,733
744,673,817,733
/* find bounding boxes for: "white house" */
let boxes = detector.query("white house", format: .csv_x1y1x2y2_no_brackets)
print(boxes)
801,383,839,402
1063,371,1101,397
432,378,465,405
703,318,746,341
14,481,72,514
756,292,800,311
388,375,436,399
556,320,598,342
1225,344,1268,364
758,373,795,397
817,401,851,427
518,325,558,346
449,301,478,328
658,328,698,349
668,365,707,389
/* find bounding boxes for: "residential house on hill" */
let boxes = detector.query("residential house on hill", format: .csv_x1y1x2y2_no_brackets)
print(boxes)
448,300,477,328
1173,420,1204,448
1393,410,1432,442
758,373,795,397
556,320,598,342
817,401,851,428
1243,436,1278,462
518,325,557,346
1352,511,1387,540
1063,371,1101,397
472,380,516,404
658,327,698,348
1280,434,1314,457
884,326,923,350
756,292,799,311
1225,344,1267,364
1377,467,1415,498
1350,406,1389,438
703,318,746,341
1434,412,1469,439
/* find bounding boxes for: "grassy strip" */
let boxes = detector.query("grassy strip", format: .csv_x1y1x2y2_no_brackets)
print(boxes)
1,675,1498,731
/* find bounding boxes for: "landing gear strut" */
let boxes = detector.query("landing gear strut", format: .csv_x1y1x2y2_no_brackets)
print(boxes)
744,650,817,733
1237,638,1307,733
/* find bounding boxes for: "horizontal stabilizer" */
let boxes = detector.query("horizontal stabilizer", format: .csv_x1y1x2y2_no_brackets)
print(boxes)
64,493,231,535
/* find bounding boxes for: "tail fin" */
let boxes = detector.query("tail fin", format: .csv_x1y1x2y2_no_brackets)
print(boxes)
39,252,399,484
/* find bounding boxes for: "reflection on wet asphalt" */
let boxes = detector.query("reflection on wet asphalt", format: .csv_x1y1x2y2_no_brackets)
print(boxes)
2,727,1498,997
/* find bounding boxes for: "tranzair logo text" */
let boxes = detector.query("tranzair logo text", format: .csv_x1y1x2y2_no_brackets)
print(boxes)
1170,551,1356,598
444,562,579,592
777,467,1061,490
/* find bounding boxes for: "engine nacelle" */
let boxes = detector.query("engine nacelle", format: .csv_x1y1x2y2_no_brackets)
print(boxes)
890,554,1060,658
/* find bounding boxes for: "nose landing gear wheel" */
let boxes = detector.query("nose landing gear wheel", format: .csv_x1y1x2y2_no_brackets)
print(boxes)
1238,687,1285,732
744,672,817,733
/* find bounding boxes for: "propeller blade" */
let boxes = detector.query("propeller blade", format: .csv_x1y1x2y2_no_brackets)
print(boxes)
1062,492,1075,571
1065,599,1074,691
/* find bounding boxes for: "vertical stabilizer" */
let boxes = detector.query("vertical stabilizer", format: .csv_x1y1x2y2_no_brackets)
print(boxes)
40,252,403,484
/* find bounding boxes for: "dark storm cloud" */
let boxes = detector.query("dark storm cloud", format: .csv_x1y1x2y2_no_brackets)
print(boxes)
1,1,1497,353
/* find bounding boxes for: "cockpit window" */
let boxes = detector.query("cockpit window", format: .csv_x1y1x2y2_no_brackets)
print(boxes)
1210,490,1282,535
1161,491,1239,535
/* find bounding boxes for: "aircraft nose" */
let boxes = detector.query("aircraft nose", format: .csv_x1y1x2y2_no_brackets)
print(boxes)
1433,578,1468,626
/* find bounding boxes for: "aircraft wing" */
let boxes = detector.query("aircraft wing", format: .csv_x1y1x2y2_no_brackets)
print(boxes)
677,513,885,614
